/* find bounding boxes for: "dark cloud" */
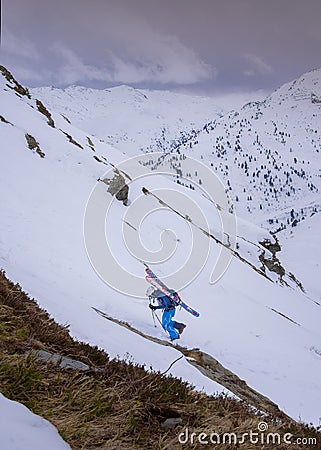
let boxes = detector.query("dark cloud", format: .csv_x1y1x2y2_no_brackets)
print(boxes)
1,0,321,94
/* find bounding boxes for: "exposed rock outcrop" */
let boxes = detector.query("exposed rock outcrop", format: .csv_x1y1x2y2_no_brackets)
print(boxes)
101,172,129,205
0,65,31,98
36,99,55,128
259,236,285,280
26,349,90,371
25,133,45,158
0,115,12,125
87,136,95,151
93,306,293,421
61,130,83,148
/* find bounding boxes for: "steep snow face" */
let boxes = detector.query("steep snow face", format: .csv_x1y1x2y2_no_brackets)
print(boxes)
1,67,321,426
31,84,223,155
278,212,321,300
0,69,230,395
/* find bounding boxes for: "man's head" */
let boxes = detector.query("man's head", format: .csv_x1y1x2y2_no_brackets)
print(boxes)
146,286,156,297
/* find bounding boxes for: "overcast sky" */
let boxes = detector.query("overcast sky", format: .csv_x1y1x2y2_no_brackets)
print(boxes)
1,0,321,97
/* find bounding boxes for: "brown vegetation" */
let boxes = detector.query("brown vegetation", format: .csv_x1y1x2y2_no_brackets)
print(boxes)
0,270,319,449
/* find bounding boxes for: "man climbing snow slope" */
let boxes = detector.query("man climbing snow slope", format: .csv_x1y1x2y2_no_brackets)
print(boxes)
148,288,186,341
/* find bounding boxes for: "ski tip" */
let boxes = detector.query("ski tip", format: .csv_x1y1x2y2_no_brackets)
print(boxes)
137,259,148,267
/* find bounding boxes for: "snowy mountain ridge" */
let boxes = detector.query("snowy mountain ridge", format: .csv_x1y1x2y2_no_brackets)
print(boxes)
168,68,321,228
144,77,320,243
31,83,224,156
1,65,321,429
33,68,321,232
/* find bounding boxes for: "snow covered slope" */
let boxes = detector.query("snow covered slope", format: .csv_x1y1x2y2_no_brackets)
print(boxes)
0,393,70,450
167,68,321,228
1,66,321,427
31,84,223,155
0,66,228,395
32,70,321,231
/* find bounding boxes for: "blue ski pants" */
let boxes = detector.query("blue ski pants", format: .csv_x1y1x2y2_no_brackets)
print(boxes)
162,309,179,340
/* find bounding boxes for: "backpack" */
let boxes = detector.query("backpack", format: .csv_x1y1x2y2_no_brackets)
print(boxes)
158,293,175,311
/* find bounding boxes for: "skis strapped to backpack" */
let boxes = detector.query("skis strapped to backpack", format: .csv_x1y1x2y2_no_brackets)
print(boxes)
145,266,200,317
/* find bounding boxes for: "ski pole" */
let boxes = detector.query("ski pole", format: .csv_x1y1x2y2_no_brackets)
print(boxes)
151,307,157,328
149,297,157,328
154,310,165,331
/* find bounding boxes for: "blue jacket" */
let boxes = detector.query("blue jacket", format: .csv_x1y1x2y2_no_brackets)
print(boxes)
152,289,176,311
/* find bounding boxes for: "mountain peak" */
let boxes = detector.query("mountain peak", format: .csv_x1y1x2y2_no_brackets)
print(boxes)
268,67,321,104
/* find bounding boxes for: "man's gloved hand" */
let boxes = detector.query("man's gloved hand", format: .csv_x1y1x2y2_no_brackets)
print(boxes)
149,304,157,311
